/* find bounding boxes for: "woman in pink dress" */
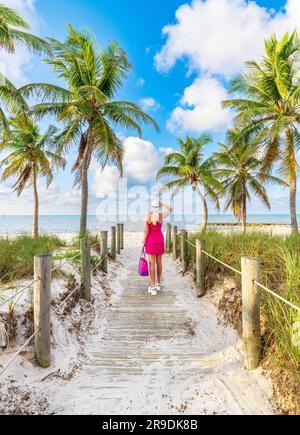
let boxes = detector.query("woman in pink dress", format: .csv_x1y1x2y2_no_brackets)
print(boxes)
143,201,172,295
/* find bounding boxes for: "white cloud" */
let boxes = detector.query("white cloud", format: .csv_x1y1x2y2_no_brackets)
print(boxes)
139,97,160,111
168,76,232,132
155,0,300,77
0,0,42,85
91,161,120,198
123,137,161,183
92,137,163,197
156,0,300,134
159,147,174,156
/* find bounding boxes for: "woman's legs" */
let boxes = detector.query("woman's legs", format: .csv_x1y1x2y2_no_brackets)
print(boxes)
148,255,156,288
156,255,162,285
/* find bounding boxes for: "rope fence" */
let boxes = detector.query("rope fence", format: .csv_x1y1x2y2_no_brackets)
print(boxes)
172,227,299,312
167,223,300,370
0,224,124,376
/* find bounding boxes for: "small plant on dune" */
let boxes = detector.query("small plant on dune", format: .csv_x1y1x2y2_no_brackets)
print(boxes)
0,235,66,282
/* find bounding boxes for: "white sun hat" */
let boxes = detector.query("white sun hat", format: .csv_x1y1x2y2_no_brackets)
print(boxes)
151,200,160,208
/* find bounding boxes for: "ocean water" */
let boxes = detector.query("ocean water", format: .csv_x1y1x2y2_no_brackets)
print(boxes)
0,214,295,235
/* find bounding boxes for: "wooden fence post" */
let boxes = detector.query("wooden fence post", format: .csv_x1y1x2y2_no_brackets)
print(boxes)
120,223,124,250
181,229,188,274
34,254,52,368
111,226,116,260
241,256,261,370
80,237,91,301
166,223,172,253
172,225,178,261
196,239,205,297
100,231,108,273
116,224,121,255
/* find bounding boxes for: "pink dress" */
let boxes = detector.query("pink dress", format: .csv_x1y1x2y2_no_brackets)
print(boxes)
145,219,165,255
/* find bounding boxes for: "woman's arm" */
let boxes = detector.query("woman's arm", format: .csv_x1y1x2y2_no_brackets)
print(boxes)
160,202,173,220
143,220,149,247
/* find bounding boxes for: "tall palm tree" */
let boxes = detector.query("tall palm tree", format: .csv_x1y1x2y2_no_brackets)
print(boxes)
156,134,222,231
20,25,159,234
213,129,287,229
0,116,66,237
0,3,51,54
223,31,300,233
0,4,51,139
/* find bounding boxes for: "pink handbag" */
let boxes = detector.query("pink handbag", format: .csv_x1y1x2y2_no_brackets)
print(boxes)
138,248,149,277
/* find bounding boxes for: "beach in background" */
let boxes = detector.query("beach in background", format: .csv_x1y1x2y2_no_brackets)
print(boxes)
0,214,296,235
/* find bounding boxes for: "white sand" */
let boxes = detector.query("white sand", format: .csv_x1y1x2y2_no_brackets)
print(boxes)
0,231,274,415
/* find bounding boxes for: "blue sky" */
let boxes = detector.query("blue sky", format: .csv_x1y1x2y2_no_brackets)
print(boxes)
0,0,299,216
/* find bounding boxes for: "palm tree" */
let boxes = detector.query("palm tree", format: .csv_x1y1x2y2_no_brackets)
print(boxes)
223,31,300,233
0,4,51,139
20,25,159,234
156,134,222,231
0,3,51,54
0,116,66,237
213,129,287,229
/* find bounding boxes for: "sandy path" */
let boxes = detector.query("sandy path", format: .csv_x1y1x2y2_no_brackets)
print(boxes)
44,244,274,415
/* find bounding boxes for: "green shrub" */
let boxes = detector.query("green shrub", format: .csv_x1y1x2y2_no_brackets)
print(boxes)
0,235,66,283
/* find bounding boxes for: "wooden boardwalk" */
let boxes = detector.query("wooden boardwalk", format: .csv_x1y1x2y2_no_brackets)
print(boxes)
52,245,273,415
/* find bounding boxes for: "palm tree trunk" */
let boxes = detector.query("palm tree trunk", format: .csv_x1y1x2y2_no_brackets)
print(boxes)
80,161,89,236
290,172,298,234
32,165,39,238
286,127,299,234
195,186,208,231
242,192,247,232
79,131,93,236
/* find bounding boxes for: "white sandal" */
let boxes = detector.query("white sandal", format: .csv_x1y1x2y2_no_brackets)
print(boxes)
148,286,157,295
156,284,161,291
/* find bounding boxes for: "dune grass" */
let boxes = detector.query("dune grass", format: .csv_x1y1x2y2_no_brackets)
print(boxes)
0,235,66,283
70,232,100,252
187,230,300,384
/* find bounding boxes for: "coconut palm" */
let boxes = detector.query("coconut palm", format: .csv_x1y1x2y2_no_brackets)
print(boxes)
213,129,287,229
0,3,51,54
223,31,300,233
0,116,66,237
20,25,159,234
156,134,223,231
0,4,51,140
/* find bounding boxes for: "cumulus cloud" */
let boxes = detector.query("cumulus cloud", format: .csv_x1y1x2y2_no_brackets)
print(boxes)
155,0,300,77
92,137,163,197
167,76,232,133
139,97,160,111
156,0,300,133
159,147,174,156
123,137,162,183
91,161,120,199
0,0,42,84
